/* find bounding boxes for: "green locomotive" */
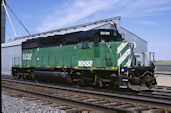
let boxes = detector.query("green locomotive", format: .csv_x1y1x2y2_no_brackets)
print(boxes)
12,27,157,91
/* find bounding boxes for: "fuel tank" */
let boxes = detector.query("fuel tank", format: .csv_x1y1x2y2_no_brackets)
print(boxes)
34,71,72,84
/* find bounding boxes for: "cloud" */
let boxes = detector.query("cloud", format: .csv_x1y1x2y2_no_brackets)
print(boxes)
114,0,171,17
21,14,33,20
36,0,171,32
140,21,158,26
36,0,121,32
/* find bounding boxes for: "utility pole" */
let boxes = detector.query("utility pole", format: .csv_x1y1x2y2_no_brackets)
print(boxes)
2,0,18,38
1,0,6,43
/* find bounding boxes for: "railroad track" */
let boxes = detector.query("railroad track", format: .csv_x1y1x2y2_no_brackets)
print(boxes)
150,86,171,95
2,79,130,113
2,88,93,113
155,73,171,75
155,86,171,91
2,79,171,112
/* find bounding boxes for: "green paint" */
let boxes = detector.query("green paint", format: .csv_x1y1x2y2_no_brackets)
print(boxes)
21,41,133,70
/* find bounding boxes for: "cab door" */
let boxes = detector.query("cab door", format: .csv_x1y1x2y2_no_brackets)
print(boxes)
75,42,94,67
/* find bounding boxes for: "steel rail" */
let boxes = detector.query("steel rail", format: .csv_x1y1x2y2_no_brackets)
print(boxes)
2,84,130,112
155,72,171,75
2,78,171,106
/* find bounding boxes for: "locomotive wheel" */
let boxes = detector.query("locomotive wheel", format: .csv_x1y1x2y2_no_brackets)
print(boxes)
79,79,85,86
30,72,35,80
143,74,156,89
146,82,153,89
21,74,25,80
95,77,103,87
17,73,22,79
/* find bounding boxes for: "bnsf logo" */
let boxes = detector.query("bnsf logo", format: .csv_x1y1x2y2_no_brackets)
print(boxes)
23,53,32,60
78,61,93,67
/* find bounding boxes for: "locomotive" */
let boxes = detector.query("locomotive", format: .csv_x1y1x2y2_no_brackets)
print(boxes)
12,24,157,91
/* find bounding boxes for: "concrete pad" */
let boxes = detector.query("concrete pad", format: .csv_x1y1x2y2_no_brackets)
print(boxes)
156,74,171,86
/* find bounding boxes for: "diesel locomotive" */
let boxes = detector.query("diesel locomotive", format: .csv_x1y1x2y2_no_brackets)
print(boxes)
12,24,157,91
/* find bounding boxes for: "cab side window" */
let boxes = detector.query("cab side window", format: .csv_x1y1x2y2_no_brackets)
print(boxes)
82,40,89,49
94,37,99,46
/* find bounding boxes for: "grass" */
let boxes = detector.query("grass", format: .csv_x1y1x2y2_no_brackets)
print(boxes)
156,61,171,65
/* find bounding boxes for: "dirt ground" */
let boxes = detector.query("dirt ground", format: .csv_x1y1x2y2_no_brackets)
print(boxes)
156,74,171,86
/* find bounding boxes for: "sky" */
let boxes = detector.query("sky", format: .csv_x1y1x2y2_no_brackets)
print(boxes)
4,0,171,60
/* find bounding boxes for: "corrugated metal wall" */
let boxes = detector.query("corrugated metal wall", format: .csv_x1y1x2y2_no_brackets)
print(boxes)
119,27,147,53
1,45,21,75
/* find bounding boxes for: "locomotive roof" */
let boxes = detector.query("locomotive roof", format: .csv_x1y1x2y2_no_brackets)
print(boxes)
22,29,122,49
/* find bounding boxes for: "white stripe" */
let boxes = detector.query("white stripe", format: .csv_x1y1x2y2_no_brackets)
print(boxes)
118,49,131,66
119,86,128,88
125,58,131,67
117,43,127,54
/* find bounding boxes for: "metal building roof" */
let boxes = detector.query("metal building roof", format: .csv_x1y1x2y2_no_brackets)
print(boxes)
1,22,110,48
1,16,146,48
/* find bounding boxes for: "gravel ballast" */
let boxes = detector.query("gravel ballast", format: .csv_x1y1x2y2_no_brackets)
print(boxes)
2,94,71,113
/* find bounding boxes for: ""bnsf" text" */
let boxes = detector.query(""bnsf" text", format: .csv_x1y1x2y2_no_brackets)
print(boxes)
78,61,93,67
